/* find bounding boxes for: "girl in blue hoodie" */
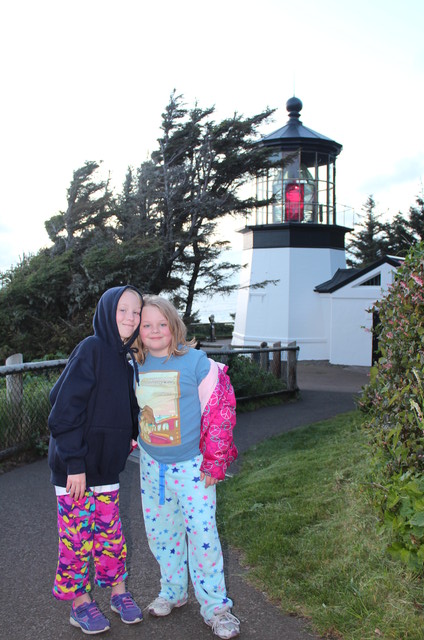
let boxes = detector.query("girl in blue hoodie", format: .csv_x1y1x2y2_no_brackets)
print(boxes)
48,285,143,635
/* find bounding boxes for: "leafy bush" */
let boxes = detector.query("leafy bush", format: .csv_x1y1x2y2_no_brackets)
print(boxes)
211,353,286,402
360,242,424,569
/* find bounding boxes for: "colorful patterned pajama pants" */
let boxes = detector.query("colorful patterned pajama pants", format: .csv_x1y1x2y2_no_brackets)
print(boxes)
139,448,233,620
53,489,128,600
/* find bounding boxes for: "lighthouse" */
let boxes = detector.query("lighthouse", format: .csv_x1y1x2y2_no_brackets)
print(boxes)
232,97,349,360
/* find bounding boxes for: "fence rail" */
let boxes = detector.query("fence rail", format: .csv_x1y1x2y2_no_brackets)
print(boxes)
201,341,299,395
0,342,298,460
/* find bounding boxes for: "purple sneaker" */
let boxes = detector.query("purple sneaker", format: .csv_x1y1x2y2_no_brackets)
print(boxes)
70,601,110,635
110,592,143,624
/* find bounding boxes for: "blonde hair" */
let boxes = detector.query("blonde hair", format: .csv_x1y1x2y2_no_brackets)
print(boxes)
134,295,196,363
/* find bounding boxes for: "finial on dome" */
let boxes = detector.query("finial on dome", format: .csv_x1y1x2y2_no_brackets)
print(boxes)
286,96,303,122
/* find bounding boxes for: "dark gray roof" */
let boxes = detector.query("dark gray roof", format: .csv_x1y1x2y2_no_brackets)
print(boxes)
315,268,359,293
260,97,342,155
315,257,403,293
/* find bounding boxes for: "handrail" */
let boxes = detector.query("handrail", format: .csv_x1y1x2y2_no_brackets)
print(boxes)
203,346,299,356
0,346,299,374
0,359,67,376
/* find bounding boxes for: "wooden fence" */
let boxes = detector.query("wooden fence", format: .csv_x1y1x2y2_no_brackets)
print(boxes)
202,341,299,396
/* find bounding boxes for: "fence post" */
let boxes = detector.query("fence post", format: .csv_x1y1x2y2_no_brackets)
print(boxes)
6,353,23,405
220,344,228,366
271,341,281,378
259,341,268,372
286,341,297,391
208,315,216,342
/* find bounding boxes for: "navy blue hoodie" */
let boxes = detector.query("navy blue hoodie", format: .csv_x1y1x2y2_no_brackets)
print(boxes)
48,285,143,488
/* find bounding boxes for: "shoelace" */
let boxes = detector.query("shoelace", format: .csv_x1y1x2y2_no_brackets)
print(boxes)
81,602,103,619
210,611,240,632
118,595,135,610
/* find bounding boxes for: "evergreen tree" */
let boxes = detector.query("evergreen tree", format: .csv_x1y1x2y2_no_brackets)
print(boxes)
407,192,424,242
383,211,414,257
116,91,274,319
0,162,152,359
346,196,388,267
45,161,114,251
369,191,424,260
0,94,275,357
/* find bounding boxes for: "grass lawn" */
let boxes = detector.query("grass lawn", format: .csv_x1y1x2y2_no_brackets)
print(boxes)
217,411,424,640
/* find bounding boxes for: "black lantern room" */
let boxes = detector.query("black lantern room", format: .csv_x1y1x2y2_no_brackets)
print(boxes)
254,97,342,226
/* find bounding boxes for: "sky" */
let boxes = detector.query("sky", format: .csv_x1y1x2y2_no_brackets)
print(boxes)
1,0,424,318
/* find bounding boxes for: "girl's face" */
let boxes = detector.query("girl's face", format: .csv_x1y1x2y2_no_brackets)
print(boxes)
140,305,172,357
116,290,142,341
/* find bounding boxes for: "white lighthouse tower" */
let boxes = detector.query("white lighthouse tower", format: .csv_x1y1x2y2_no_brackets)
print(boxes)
232,97,348,360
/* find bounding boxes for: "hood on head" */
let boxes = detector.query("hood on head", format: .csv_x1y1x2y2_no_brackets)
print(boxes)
93,285,143,350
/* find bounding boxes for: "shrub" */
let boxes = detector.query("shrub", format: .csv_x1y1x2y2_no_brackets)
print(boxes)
360,242,424,569
212,353,286,400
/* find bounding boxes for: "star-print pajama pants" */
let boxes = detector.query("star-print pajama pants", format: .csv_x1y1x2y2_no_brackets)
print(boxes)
139,448,233,620
53,488,128,600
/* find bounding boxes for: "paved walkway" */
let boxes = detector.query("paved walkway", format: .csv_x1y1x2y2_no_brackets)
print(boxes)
0,361,369,640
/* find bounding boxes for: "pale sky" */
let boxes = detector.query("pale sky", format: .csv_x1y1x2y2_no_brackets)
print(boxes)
1,0,424,308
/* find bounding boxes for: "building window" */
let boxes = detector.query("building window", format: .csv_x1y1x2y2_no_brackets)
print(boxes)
360,274,381,286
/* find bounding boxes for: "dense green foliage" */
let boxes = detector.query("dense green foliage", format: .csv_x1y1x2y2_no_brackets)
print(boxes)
218,412,424,639
223,353,285,398
0,94,274,361
360,242,424,569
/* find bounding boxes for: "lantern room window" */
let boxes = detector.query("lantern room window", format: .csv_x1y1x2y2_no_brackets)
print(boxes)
255,149,337,225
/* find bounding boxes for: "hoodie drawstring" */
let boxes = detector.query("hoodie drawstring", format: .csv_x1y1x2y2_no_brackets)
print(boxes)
129,346,140,384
